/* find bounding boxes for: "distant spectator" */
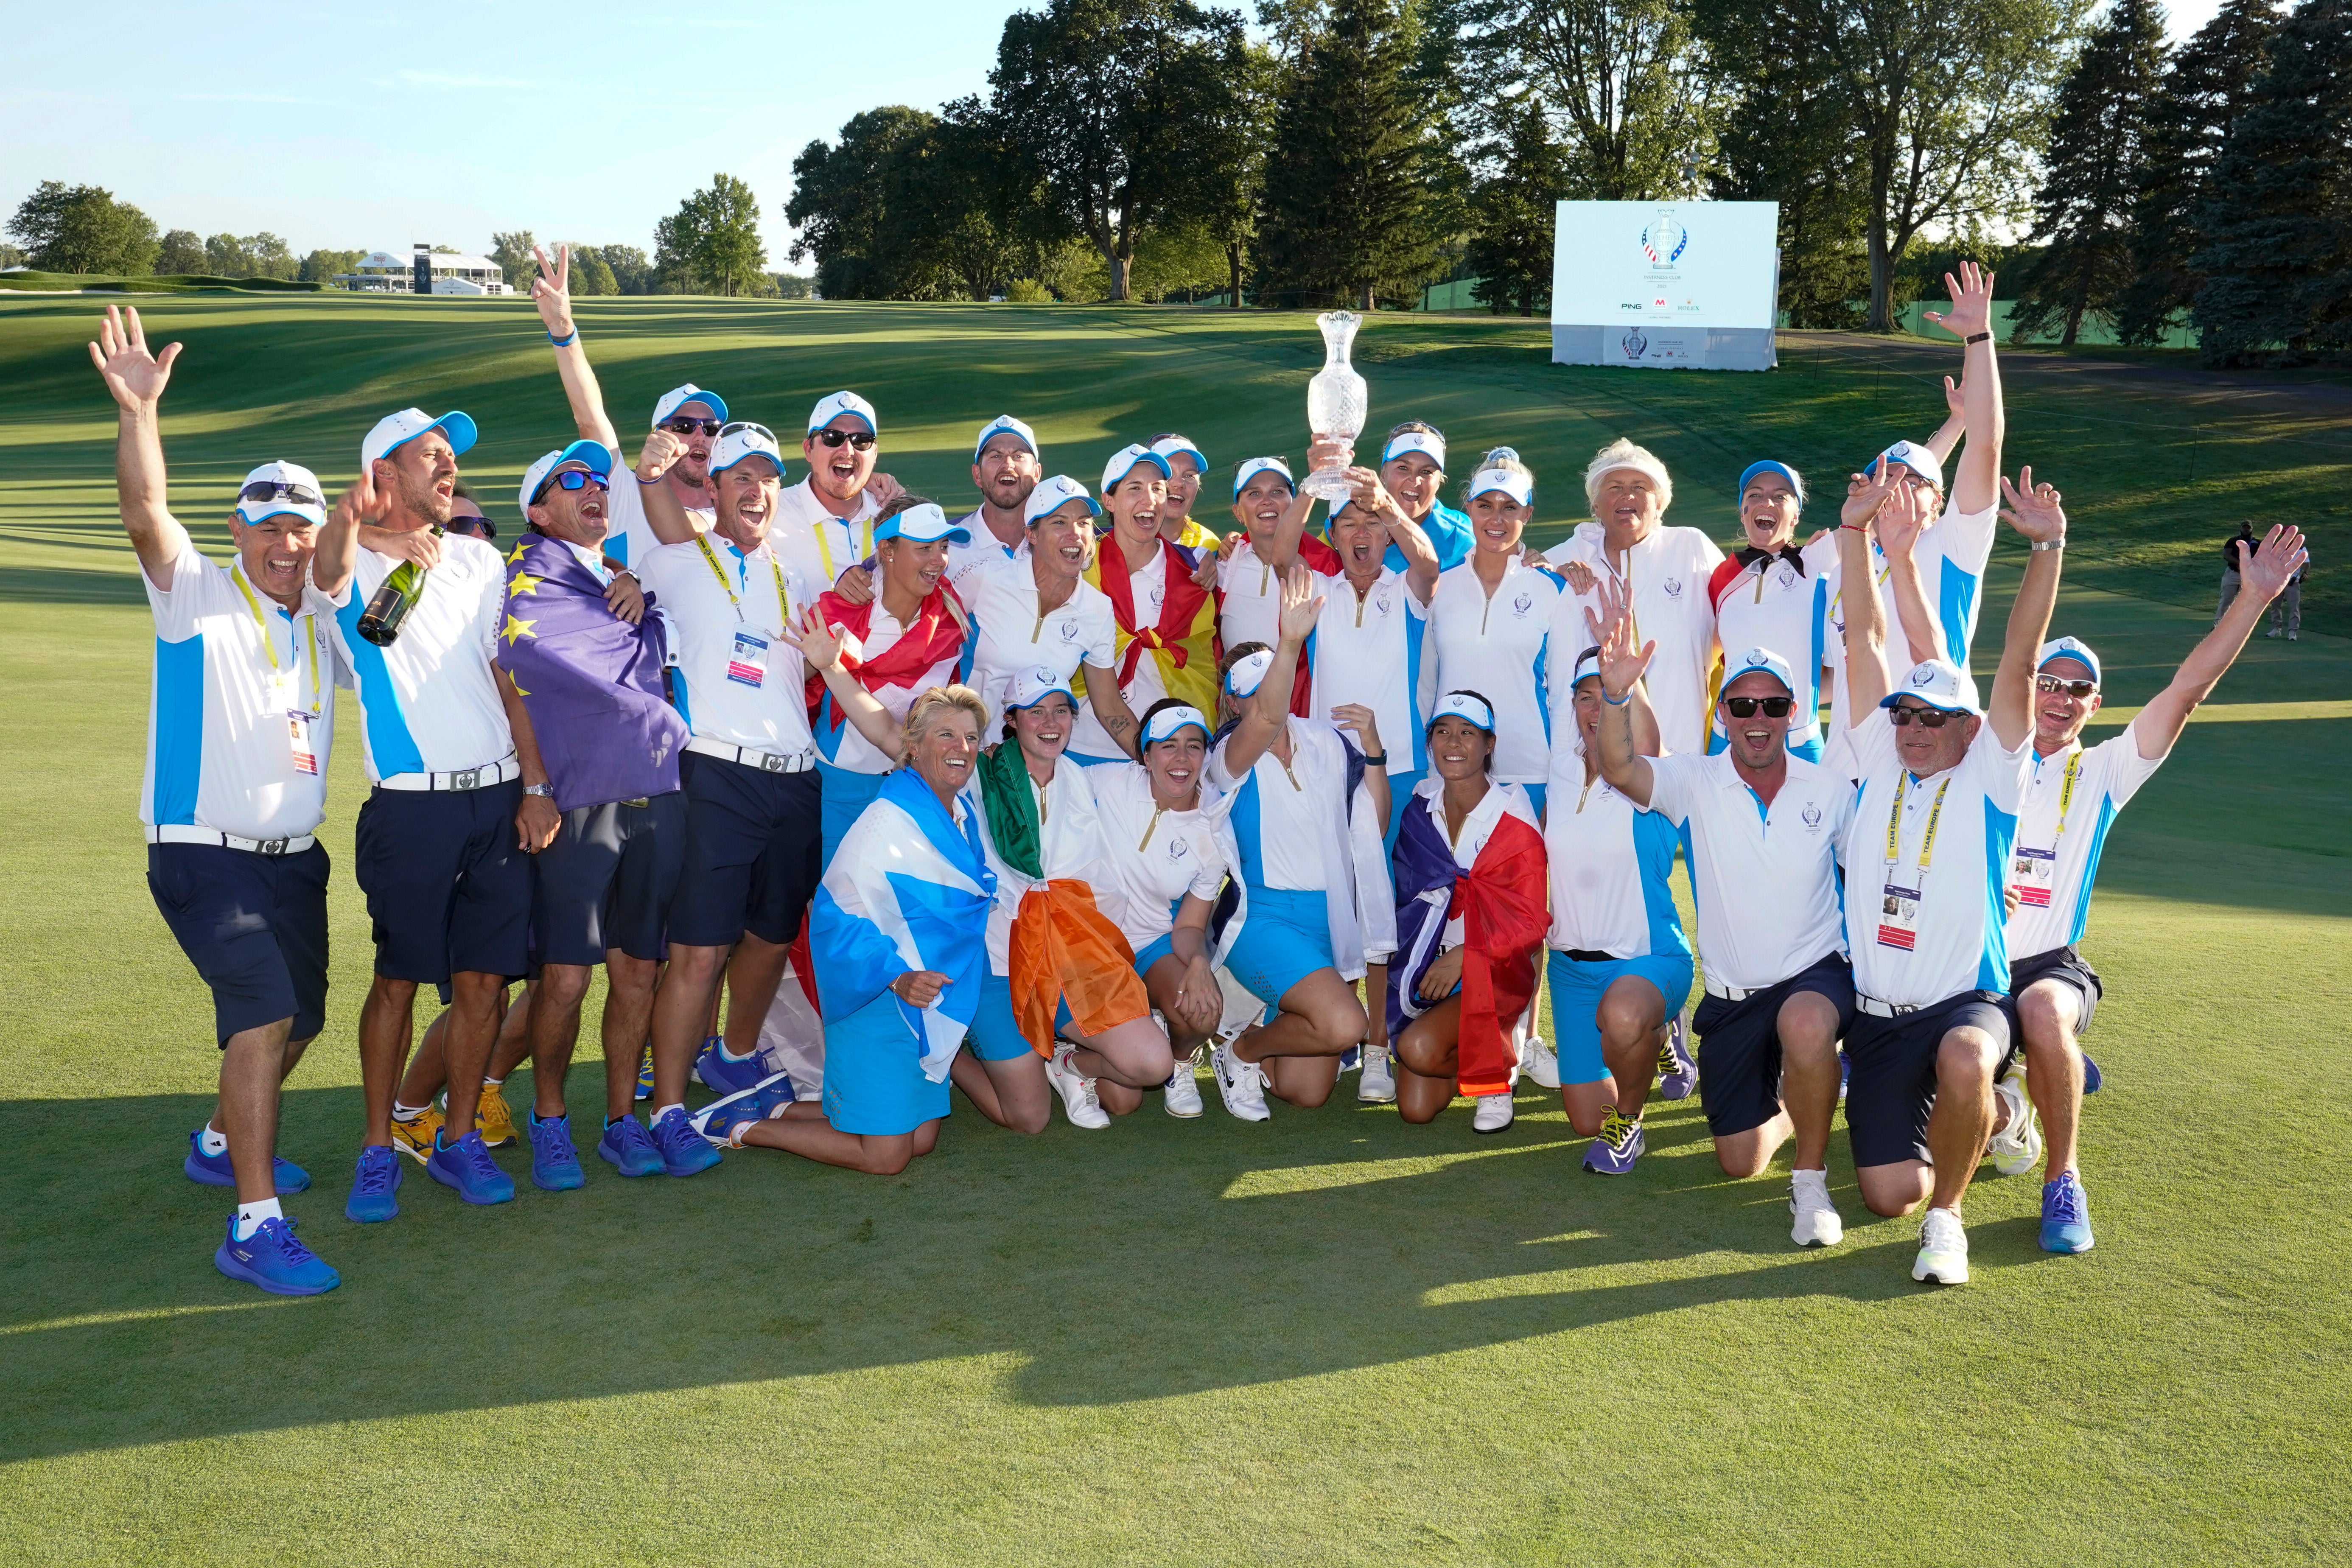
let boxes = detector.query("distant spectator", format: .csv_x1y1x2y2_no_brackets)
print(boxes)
2216,521,2255,623
2266,546,2306,641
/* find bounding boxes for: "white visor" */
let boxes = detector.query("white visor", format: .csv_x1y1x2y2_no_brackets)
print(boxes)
1224,648,1276,699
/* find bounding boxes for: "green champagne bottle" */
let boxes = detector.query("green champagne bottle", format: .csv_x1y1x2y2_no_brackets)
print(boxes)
355,527,440,647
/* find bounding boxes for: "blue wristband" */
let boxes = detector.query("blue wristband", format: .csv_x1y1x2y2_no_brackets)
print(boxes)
1603,689,1632,706
548,328,577,347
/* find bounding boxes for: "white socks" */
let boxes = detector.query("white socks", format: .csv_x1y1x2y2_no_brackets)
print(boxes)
199,1125,229,1156
717,1041,754,1063
233,1197,283,1240
653,1102,686,1123
392,1100,431,1123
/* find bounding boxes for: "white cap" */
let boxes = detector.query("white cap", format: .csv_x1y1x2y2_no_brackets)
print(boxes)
874,503,971,546
809,390,877,435
650,384,728,427
710,422,788,479
1102,443,1172,493
234,461,328,528
973,414,1039,462
1233,456,1295,498
1005,666,1078,712
1722,646,1797,697
1881,658,1983,717
1224,648,1276,698
1381,428,1447,469
518,440,613,518
1151,435,1207,474
1430,691,1495,733
1024,474,1101,526
362,408,476,470
2037,636,2102,685
1468,467,1534,507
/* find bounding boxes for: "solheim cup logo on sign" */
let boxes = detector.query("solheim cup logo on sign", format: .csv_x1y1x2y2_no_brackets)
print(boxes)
1621,328,1649,359
1640,210,1689,269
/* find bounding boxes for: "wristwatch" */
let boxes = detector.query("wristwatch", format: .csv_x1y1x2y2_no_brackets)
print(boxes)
523,783,556,798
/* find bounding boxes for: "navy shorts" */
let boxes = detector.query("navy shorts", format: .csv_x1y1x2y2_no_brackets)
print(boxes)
354,780,532,985
148,841,330,1046
669,752,821,949
2010,944,2102,1036
1843,990,2015,1168
530,792,687,968
1690,952,1854,1139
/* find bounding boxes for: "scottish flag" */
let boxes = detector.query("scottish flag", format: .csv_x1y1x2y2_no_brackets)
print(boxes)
811,769,997,1081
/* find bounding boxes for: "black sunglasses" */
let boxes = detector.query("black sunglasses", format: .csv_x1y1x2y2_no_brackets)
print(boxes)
1890,706,1957,728
664,417,722,437
722,420,779,443
446,513,497,541
811,428,876,451
1723,696,1794,718
241,480,323,507
532,468,610,504
2035,675,2098,699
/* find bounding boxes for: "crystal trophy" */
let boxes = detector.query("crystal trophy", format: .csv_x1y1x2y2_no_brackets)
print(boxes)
1302,310,1367,501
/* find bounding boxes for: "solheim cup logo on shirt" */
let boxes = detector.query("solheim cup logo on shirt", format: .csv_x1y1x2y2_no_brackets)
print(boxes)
1165,834,1189,862
1663,577,1683,601
1058,619,1078,643
1640,211,1689,269
1512,592,1534,617
1621,328,1649,359
1375,590,1393,615
1802,802,1823,832
1776,563,1798,588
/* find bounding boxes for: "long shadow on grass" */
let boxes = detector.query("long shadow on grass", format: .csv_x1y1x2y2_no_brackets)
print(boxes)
2,1077,1945,1462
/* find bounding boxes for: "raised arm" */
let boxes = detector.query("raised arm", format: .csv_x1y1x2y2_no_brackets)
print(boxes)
1221,563,1321,777
531,246,622,455
88,306,193,589
1837,468,1902,722
1922,262,2003,516
1921,373,1966,465
631,428,700,546
1590,581,1659,806
1364,471,1442,600
780,608,902,757
1988,467,2066,752
1257,484,1319,573
1878,504,1943,667
2134,526,2308,759
1081,666,1142,760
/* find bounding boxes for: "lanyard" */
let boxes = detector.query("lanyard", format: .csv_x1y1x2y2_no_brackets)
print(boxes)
2035,749,2083,847
231,563,321,714
812,514,874,585
1884,772,1951,875
695,535,791,631
1829,543,1894,625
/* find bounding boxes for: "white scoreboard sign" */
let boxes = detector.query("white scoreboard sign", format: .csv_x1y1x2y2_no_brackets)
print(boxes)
1551,200,1780,371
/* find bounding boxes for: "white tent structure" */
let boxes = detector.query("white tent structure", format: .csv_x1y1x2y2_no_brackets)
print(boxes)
334,246,510,295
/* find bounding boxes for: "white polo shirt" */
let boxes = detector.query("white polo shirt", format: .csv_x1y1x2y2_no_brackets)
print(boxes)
1708,533,1837,751
2005,719,2168,958
1218,537,1290,654
1428,558,1559,785
600,457,713,569
1546,522,1725,756
974,756,1110,976
1069,540,1182,761
1646,749,1855,994
945,508,1024,595
1839,712,2031,1008
961,553,1118,733
326,530,513,783
632,534,815,759
769,477,879,597
1088,764,1232,952
141,545,341,842
1544,766,1688,960
1822,501,1999,756
1310,567,1431,777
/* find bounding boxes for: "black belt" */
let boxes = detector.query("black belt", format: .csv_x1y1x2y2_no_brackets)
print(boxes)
1560,949,1614,963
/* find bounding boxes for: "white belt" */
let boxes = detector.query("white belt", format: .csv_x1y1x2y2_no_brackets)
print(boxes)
1705,981,1765,1003
375,756,521,792
1855,994,1921,1018
148,825,317,856
687,737,816,774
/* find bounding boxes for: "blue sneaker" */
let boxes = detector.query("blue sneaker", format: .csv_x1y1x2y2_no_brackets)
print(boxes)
2041,1170,2095,1254
2082,1051,2103,1094
1657,1014,1698,1102
689,1070,797,1146
426,1128,516,1205
184,1131,311,1194
597,1114,665,1177
1582,1106,1645,1175
215,1214,340,1296
344,1144,402,1223
528,1112,584,1192
649,1106,722,1177
634,1042,654,1101
694,1036,770,1097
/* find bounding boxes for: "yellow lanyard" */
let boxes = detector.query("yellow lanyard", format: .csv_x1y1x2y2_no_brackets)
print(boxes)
1884,772,1951,875
230,563,321,714
695,535,790,632
812,514,875,585
2036,749,2083,847
1830,543,1894,624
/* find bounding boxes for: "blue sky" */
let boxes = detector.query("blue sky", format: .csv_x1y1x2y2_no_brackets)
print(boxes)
3,0,2229,265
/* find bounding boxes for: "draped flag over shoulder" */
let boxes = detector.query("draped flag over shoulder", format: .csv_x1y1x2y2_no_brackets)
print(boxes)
977,743,1149,1056
811,770,997,1082
1386,783,1546,1098
1084,543,1217,714
496,531,685,811
806,582,972,737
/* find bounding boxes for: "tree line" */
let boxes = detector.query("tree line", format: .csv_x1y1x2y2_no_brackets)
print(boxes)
782,0,2351,364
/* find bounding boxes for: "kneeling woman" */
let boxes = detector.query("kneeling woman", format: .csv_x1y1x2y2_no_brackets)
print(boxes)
702,683,995,1175
1207,565,1397,1120
1387,693,1549,1133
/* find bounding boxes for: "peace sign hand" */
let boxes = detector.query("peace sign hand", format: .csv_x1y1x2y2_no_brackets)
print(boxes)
87,305,180,410
531,244,574,340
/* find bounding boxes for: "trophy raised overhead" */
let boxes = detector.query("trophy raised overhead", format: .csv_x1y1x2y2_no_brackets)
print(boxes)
1302,310,1367,501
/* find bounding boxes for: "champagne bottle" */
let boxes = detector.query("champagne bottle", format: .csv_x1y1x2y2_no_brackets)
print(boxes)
355,527,439,647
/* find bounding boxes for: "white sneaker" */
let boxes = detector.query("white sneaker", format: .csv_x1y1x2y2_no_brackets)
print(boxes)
1044,1044,1110,1130
1212,1038,1269,1122
1358,1046,1398,1103
1163,1049,1204,1118
1912,1206,1970,1285
1987,1061,2043,1177
1471,1093,1515,1134
1521,1035,1560,1089
1789,1169,1845,1247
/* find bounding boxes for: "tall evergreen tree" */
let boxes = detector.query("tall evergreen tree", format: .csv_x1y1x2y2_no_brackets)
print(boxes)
1254,0,1443,309
2112,0,2281,345
2190,0,2352,363
2008,0,2170,345
1464,94,1567,315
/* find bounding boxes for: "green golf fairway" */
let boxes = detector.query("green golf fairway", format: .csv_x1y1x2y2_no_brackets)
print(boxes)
1,296,2344,1565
